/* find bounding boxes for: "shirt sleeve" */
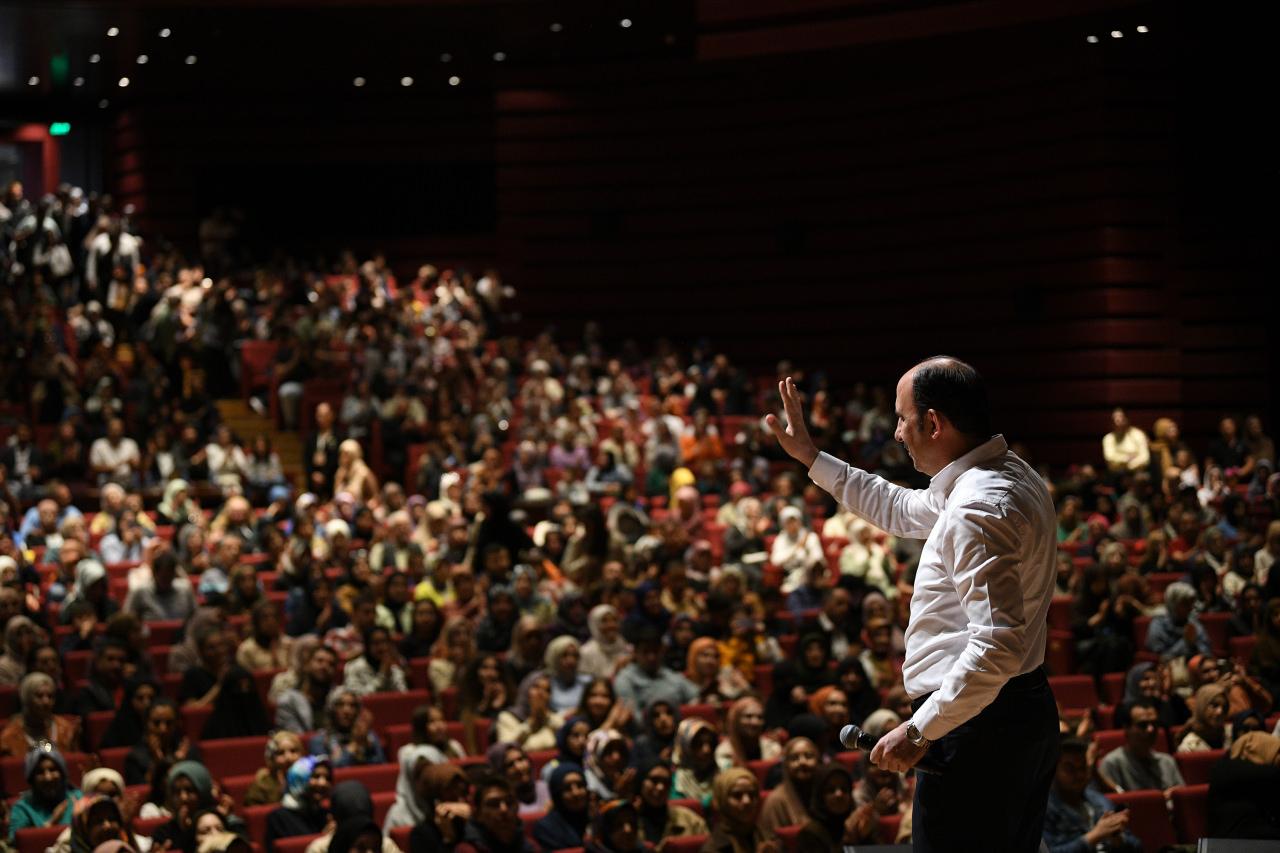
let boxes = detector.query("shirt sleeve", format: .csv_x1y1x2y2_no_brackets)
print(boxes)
911,501,1034,740
807,452,939,538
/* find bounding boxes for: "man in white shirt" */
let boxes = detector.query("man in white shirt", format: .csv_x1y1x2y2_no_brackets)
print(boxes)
767,357,1058,853
88,418,141,486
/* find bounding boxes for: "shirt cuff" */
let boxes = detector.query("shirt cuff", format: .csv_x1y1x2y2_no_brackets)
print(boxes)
808,451,845,493
911,694,948,742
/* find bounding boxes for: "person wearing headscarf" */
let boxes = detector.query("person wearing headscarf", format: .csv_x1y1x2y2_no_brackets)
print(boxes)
244,731,304,807
495,671,563,752
309,688,386,767
155,480,201,528
341,626,407,696
99,677,158,750
148,762,235,853
836,657,881,729
475,585,521,654
553,592,592,645
1121,662,1189,728
579,604,631,680
632,698,680,766
585,798,645,853
1176,683,1229,752
759,736,820,836
540,716,591,784
0,672,81,757
236,600,294,673
796,763,865,852
43,770,139,853
1253,598,1280,700
8,746,82,837
531,763,590,851
763,660,811,731
584,729,631,800
663,613,697,674
808,686,851,757
60,561,119,625
715,696,781,770
794,633,836,692
405,763,472,851
267,635,321,704
1146,581,1213,660
544,635,590,713
501,617,546,688
305,781,399,853
684,637,748,703
671,718,721,806
382,742,436,832
166,608,224,676
633,757,708,847
1207,731,1280,839
701,767,776,853
510,565,554,625
67,795,137,853
484,742,549,817
200,666,269,741
623,581,671,644
325,818,381,853
264,756,332,852
0,616,41,686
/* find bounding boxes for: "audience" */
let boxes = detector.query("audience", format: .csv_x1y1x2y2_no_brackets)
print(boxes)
0,197,1276,853
1043,737,1142,852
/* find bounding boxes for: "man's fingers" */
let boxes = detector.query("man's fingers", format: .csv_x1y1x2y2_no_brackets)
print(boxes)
764,413,787,440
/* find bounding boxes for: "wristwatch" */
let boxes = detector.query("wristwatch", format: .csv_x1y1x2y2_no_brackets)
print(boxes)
906,721,930,748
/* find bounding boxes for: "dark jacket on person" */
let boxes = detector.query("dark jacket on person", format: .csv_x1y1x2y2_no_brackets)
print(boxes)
1208,757,1280,840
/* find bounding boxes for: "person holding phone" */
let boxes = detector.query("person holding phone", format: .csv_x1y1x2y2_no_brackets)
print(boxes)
1043,738,1143,852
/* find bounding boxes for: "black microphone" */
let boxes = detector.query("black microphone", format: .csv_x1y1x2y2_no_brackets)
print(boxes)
839,723,944,775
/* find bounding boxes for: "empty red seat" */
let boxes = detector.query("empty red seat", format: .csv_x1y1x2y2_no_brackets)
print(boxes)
332,762,398,790
360,690,431,727
202,736,270,781
1101,671,1126,705
1199,613,1231,656
1049,675,1099,709
774,825,801,853
1175,749,1224,785
877,814,902,844
408,657,431,690
1044,630,1075,676
679,703,719,725
181,704,215,740
753,664,773,698
1229,635,1257,663
64,650,94,683
242,804,277,847
1048,596,1073,632
85,710,116,751
371,790,395,825
1108,789,1176,850
144,620,184,646
1169,784,1209,844
222,772,258,806
389,826,411,851
98,746,130,775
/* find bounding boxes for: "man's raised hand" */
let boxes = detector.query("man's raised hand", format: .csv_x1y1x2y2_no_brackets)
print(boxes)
764,376,819,468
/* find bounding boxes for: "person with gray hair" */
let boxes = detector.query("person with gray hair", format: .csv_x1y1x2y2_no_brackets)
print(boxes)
0,672,81,757
1145,581,1213,660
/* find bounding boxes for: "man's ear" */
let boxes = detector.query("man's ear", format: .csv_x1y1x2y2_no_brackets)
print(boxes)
927,409,943,439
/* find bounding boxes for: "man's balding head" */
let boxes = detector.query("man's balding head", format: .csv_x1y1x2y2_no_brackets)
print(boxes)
894,356,991,476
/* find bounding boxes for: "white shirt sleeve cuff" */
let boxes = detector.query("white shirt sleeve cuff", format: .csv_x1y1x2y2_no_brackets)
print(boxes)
808,451,844,492
911,695,948,742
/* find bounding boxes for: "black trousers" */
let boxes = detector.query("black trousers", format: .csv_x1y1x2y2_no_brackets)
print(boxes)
910,667,1059,853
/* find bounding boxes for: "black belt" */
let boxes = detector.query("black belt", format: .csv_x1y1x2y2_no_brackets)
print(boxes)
911,665,1048,713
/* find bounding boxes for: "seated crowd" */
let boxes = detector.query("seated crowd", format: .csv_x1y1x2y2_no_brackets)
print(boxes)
1,182,1279,853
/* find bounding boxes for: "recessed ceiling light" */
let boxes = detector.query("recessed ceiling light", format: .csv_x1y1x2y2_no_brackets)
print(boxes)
620,18,632,28
1086,35,1099,43
400,76,413,87
440,53,452,63
136,54,148,64
118,76,130,87
550,22,563,33
159,28,172,38
1110,30,1123,38
99,99,109,108
1136,25,1149,33
448,75,460,86
90,53,101,64
353,76,366,87
107,27,119,37
493,52,506,62
27,76,39,86
185,55,198,65
73,77,85,87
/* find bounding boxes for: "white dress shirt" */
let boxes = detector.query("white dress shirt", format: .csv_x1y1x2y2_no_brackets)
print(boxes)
808,434,1056,740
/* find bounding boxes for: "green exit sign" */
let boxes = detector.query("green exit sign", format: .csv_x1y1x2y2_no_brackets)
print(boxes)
49,122,71,136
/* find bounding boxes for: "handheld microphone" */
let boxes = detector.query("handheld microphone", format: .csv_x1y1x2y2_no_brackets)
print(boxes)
839,724,943,776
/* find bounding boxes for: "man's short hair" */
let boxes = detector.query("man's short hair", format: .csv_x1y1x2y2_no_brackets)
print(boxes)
1118,697,1159,728
473,773,513,807
912,356,991,439
1059,736,1089,758
632,625,664,650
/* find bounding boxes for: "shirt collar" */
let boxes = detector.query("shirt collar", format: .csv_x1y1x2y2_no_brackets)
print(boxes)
928,434,1008,503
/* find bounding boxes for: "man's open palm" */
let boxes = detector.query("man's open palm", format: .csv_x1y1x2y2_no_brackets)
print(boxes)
765,376,819,467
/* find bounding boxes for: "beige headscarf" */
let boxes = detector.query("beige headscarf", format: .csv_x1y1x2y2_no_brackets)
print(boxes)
1229,732,1280,766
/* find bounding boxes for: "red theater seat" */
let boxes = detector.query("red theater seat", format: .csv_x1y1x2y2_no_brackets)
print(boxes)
1229,635,1256,663
223,773,257,806
774,825,801,853
181,704,214,740
144,620,184,646
333,763,398,791
747,759,778,787
662,836,708,853
389,826,411,852
1048,596,1072,632
1107,789,1176,851
1175,749,1224,785
1170,784,1208,844
132,815,168,838
202,736,270,781
86,710,115,750
679,703,719,725
1049,675,1099,709
360,690,431,728
878,814,902,844
1101,672,1126,705
16,826,66,853
372,790,395,825
98,747,130,775
242,804,277,847
271,835,321,853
